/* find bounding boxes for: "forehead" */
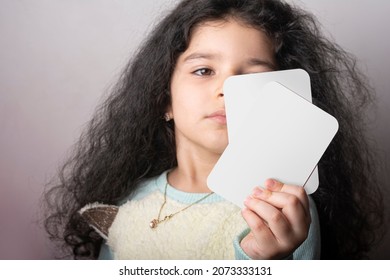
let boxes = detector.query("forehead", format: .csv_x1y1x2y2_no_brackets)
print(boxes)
186,18,273,49
179,18,276,65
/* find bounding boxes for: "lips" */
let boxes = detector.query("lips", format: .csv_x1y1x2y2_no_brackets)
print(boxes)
207,109,227,124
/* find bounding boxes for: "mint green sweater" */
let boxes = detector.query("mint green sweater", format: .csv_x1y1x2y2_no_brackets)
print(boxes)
95,171,320,259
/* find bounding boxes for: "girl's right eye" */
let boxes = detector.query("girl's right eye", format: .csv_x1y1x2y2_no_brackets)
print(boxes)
193,68,214,76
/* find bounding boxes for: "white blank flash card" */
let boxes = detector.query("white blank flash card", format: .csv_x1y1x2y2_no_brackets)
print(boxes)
222,69,319,194
224,69,313,140
207,81,338,208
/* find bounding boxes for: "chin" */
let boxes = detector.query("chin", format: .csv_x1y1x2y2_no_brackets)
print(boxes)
205,132,228,155
209,143,228,156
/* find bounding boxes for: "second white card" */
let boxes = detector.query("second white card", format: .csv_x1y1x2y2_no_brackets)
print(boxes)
208,81,338,208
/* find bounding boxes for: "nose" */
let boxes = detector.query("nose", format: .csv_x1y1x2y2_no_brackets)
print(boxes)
215,72,234,99
217,90,224,98
214,78,224,98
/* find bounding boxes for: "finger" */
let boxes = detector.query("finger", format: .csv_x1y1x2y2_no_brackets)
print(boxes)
241,206,275,245
252,187,311,224
264,178,284,191
252,188,311,237
263,179,310,216
241,207,278,259
241,206,273,236
244,196,292,243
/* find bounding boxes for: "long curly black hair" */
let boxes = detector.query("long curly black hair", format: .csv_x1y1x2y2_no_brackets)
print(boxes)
43,0,385,259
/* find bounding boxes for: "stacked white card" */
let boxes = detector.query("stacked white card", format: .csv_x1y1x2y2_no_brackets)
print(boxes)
207,69,339,208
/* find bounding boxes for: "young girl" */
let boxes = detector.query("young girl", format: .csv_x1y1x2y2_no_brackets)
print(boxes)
44,0,384,259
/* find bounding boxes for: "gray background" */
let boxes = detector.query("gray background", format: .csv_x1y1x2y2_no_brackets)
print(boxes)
0,0,389,259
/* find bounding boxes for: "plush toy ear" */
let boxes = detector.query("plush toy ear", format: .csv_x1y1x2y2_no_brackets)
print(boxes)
79,203,119,240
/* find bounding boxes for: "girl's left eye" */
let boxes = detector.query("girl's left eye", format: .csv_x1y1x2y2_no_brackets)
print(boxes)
193,68,213,76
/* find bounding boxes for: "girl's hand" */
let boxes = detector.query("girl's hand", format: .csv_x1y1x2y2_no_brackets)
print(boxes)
240,179,311,259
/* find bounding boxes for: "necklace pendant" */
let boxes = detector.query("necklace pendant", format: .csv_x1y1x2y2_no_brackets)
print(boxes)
149,219,158,229
150,182,215,230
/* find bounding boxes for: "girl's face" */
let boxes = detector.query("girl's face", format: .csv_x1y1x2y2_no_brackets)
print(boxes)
169,19,276,157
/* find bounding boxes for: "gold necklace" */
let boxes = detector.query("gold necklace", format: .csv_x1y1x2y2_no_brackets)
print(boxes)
149,182,214,229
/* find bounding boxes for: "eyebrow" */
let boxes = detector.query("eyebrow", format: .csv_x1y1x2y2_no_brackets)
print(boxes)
247,58,277,70
183,52,217,62
182,52,276,70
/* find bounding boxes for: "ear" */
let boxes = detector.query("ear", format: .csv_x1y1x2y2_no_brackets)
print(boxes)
164,105,173,121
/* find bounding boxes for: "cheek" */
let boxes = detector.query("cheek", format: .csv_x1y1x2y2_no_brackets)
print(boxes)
171,85,206,113
170,91,192,123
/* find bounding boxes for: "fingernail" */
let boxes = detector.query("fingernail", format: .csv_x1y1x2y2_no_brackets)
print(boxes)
252,187,263,198
244,196,252,206
265,179,275,189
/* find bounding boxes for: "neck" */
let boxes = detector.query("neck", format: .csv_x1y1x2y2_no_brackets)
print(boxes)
168,146,221,193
